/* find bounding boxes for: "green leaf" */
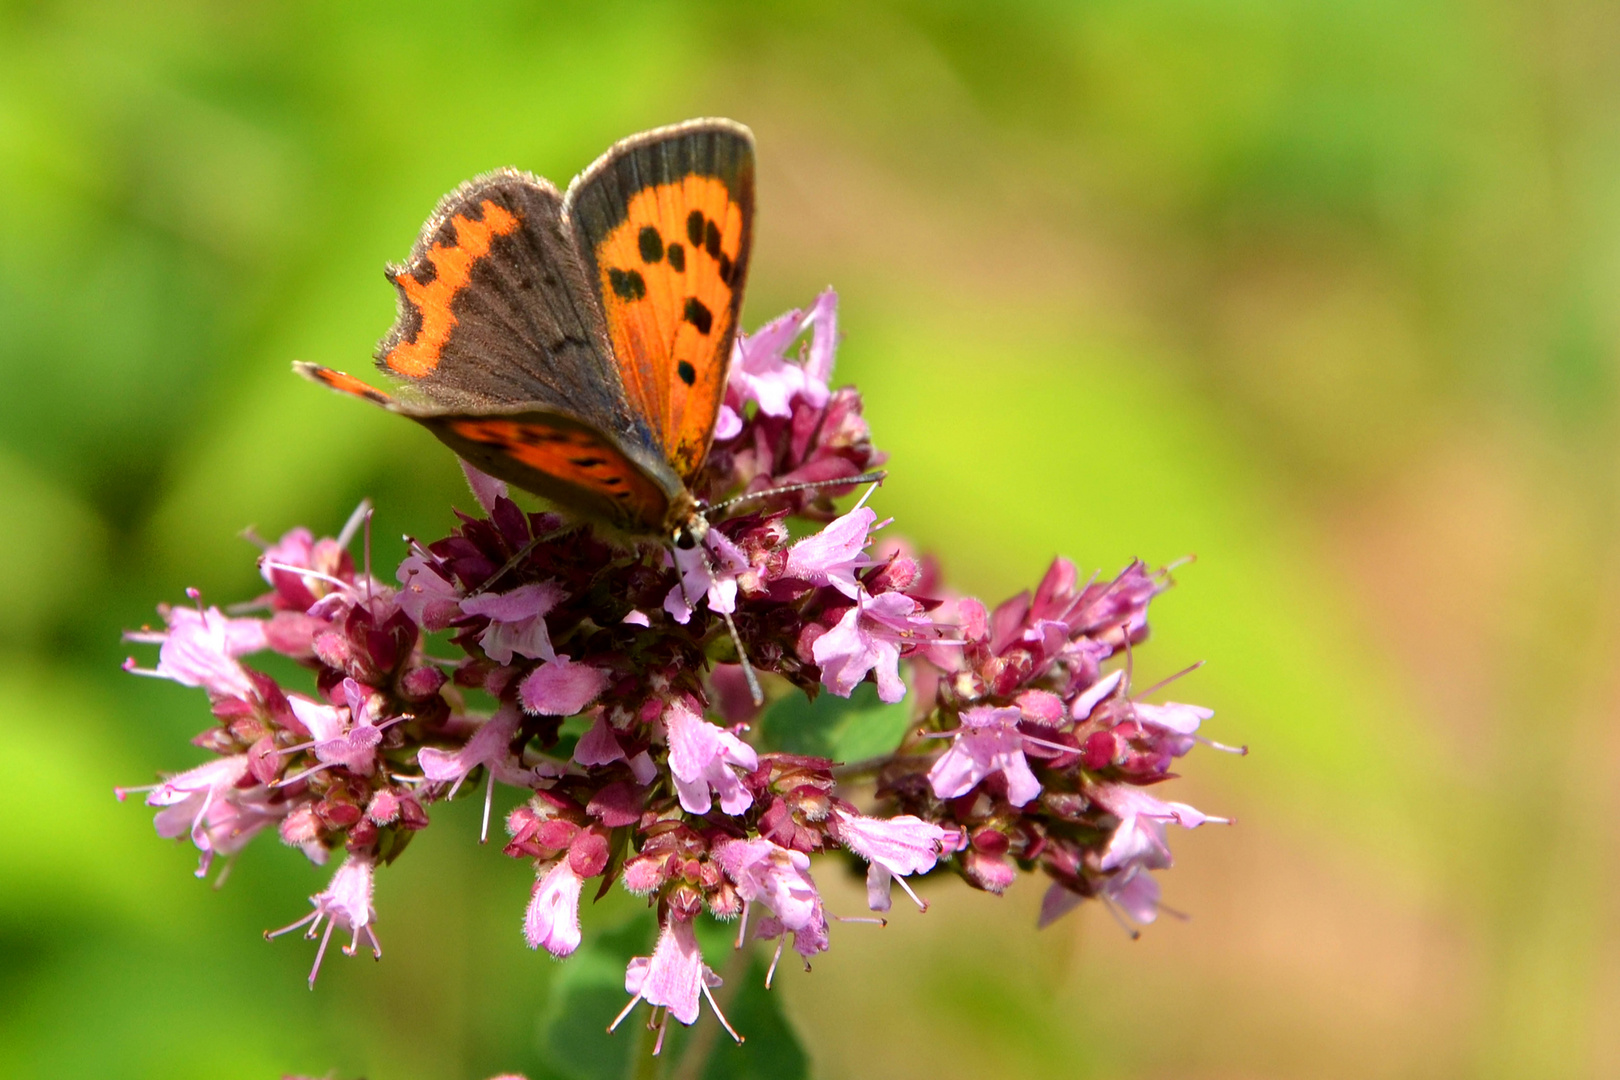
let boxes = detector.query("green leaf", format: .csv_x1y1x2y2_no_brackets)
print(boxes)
759,682,911,763
538,911,656,1080
698,955,810,1080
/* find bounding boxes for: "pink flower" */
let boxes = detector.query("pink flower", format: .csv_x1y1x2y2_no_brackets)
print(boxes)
265,855,381,987
519,655,610,716
663,530,748,624
259,525,355,611
419,703,562,840
461,460,508,515
284,679,393,779
126,604,266,701
1102,864,1162,924
524,859,583,957
812,590,935,703
612,917,737,1047
572,712,627,767
784,506,883,597
397,553,462,630
1070,669,1124,720
1038,881,1086,929
1092,782,1225,871
927,705,1043,807
462,582,565,664
721,288,838,431
1129,700,1218,757
829,808,955,912
712,837,822,935
664,700,757,815
117,754,278,877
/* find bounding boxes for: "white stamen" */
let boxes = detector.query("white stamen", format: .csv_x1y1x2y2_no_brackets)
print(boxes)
702,980,745,1045
259,560,352,591
309,918,336,987
1130,660,1206,702
480,769,495,844
337,498,372,549
894,874,929,913
608,992,642,1033
764,937,784,988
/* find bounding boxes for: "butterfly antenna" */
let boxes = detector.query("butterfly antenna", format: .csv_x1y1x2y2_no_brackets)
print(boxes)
705,470,888,515
467,524,574,598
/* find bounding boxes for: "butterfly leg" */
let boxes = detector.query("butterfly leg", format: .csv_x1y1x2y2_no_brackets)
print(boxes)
720,610,764,707
465,523,579,598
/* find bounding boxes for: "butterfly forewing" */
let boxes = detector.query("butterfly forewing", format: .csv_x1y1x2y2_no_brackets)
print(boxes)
565,120,755,482
375,169,649,445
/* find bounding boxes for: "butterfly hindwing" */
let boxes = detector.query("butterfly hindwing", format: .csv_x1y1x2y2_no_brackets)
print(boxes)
564,119,755,482
414,409,679,534
375,169,651,451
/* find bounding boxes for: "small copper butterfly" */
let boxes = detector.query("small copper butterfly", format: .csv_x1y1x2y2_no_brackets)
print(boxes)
297,119,755,549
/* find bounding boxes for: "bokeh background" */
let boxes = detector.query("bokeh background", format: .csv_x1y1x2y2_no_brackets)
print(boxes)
4,1,1618,1077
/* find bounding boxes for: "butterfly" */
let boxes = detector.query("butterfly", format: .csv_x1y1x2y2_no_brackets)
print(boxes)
296,118,756,550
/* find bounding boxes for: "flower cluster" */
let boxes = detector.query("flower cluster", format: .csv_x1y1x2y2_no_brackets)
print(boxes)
120,290,1235,1049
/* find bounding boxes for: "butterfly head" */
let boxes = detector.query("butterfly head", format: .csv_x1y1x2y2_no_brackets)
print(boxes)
670,494,709,550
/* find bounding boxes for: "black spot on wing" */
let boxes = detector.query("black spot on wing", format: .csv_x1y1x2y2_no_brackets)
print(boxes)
683,298,712,335
704,220,720,259
609,268,646,300
638,226,663,263
677,361,696,386
717,251,733,285
667,243,685,272
686,210,704,247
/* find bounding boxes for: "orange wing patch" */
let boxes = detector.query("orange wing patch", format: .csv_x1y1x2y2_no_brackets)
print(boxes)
294,362,396,407
446,418,669,527
592,176,744,480
384,200,521,379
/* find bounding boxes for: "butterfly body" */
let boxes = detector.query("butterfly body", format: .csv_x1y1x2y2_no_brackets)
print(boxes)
298,119,754,548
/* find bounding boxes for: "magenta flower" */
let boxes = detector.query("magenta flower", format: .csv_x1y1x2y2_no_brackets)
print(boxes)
665,700,757,815
463,582,565,664
265,855,381,987
612,917,738,1051
830,808,956,912
119,291,1235,1053
812,590,934,703
927,705,1043,807
524,859,583,957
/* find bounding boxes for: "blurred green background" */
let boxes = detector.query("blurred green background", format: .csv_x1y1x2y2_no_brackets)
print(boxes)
3,0,1617,1076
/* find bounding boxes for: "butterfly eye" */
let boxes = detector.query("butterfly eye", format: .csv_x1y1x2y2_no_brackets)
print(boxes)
674,529,698,550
